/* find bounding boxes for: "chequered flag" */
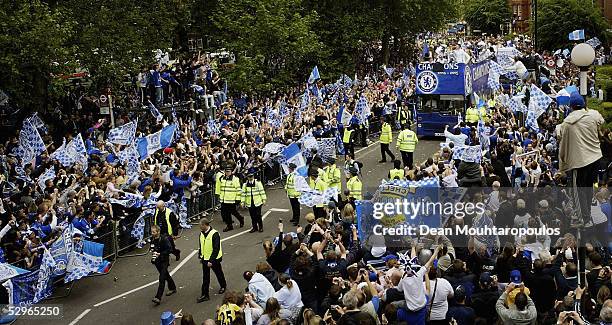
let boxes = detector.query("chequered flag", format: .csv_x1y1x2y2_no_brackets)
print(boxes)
489,60,506,75
64,251,102,283
586,37,601,49
298,187,338,207
529,84,552,115
508,96,527,113
526,110,540,132
381,177,440,188
207,120,220,136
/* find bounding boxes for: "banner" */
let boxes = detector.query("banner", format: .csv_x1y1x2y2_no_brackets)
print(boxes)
356,178,440,246
415,62,467,95
0,264,27,282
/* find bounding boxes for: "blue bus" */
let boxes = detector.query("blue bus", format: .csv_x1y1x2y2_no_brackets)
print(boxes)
415,61,490,137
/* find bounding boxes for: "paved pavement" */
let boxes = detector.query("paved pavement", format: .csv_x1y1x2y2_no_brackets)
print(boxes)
23,137,441,325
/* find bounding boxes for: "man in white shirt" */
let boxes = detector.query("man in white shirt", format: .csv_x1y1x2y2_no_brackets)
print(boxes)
444,125,468,147
453,45,471,64
397,246,440,323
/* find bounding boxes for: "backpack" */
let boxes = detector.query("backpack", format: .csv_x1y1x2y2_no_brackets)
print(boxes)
355,160,364,169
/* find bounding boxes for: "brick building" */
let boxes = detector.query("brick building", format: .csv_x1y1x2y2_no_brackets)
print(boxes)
509,0,610,33
595,0,612,23
509,0,531,33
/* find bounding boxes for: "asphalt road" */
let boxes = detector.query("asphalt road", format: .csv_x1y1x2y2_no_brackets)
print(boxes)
23,137,441,325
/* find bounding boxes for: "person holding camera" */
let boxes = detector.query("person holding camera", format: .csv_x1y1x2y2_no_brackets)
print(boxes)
495,282,537,325
150,225,177,305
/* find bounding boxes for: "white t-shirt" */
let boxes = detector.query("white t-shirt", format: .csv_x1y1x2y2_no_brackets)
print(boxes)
514,212,532,229
273,280,303,310
425,278,454,320
398,266,427,311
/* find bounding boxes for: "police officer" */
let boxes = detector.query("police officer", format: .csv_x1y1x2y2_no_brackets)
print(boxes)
396,106,409,129
342,125,355,158
465,105,479,127
359,119,369,147
388,160,405,180
379,116,395,163
478,105,489,123
151,225,177,305
153,201,180,261
308,169,328,219
322,159,341,203
215,166,244,232
197,218,226,303
285,163,301,226
346,167,363,208
241,168,266,233
396,123,418,169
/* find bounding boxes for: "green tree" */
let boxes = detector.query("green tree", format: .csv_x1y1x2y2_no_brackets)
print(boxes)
214,0,324,92
464,0,511,35
58,0,192,90
0,0,73,111
535,0,609,51
304,0,456,74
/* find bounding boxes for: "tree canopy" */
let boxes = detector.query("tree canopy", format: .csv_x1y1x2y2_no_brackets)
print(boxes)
1,0,458,110
464,0,511,35
535,0,609,51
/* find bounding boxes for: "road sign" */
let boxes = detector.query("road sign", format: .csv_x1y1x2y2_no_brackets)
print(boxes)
99,95,109,107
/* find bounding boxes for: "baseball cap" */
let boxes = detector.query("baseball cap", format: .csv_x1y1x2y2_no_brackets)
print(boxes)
454,285,467,302
369,272,378,282
480,272,492,285
569,92,585,108
382,254,398,263
510,269,522,284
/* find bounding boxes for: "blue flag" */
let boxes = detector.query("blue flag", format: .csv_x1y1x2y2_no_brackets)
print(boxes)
147,100,163,122
568,29,585,41
308,66,320,84
136,124,176,160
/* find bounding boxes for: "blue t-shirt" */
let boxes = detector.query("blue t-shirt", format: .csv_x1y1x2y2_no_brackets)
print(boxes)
447,305,476,325
151,71,162,87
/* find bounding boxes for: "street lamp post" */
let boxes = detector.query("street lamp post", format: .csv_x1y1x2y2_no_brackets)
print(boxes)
569,43,596,286
571,43,596,107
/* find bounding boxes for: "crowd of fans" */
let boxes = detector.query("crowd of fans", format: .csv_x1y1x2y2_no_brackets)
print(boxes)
0,34,611,325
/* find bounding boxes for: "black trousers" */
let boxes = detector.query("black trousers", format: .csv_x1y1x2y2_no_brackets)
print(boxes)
249,205,263,230
201,259,226,297
401,151,414,169
313,206,326,220
380,143,395,161
344,142,355,157
360,128,368,146
568,159,599,223
567,159,600,286
289,197,300,222
155,261,176,299
221,202,243,227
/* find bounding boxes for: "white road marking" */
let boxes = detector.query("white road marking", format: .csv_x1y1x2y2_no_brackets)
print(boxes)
68,308,91,325
170,249,198,276
92,209,274,308
355,140,380,154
